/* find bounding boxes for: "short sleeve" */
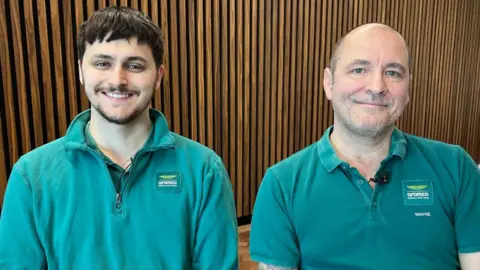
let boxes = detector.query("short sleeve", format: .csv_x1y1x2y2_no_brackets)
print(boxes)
249,169,300,268
454,146,480,253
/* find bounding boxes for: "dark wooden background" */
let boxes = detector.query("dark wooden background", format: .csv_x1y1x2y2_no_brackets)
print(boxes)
1,0,480,217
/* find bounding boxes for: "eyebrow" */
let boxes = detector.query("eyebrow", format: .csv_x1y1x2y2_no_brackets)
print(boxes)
346,59,407,73
346,59,371,67
385,62,406,74
91,54,148,64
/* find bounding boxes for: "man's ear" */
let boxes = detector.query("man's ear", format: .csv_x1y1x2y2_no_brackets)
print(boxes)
78,60,84,85
323,67,334,101
406,73,413,105
156,65,165,89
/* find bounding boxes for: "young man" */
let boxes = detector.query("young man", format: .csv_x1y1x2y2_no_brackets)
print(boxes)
0,6,238,269
250,23,480,269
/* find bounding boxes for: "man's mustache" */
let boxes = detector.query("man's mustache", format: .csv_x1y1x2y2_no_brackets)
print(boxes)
351,93,391,107
94,85,138,95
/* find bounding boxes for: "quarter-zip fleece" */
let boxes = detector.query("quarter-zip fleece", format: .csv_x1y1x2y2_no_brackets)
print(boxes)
0,109,239,270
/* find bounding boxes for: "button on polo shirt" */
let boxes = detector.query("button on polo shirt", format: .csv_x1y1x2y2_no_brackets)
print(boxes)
84,121,154,194
250,126,480,270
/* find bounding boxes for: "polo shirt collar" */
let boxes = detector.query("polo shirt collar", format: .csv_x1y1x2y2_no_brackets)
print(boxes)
317,126,407,172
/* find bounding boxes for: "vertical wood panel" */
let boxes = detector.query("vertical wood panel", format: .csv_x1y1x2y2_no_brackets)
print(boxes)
196,1,206,141
236,0,244,216
276,0,285,162
2,0,480,217
169,0,181,134
205,0,214,149
160,0,172,129
323,0,333,136
312,0,322,142
300,0,309,150
256,0,264,189
249,0,258,211
220,0,229,170
11,0,31,153
178,0,189,138
50,1,68,135
188,0,198,142
228,0,237,212
213,0,221,156
242,0,251,214
79,4,90,112
0,0,17,168
24,0,43,147
293,0,303,152
288,0,298,157
0,115,5,205
269,0,278,165
263,0,271,178
130,0,138,9
305,0,315,148
63,1,79,123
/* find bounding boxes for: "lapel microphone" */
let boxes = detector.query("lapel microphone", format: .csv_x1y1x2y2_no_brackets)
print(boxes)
369,170,390,185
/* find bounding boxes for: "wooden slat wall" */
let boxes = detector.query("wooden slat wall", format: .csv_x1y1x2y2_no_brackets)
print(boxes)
1,0,480,217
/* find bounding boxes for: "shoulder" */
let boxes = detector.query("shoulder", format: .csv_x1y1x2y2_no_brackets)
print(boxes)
8,137,71,190
269,142,319,176
403,132,478,182
403,132,470,166
404,133,460,154
14,137,68,172
261,142,321,194
169,132,224,170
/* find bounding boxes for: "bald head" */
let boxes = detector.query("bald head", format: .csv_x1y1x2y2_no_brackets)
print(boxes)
329,23,411,74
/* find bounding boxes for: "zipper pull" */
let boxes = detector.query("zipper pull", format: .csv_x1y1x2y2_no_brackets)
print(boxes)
115,193,123,213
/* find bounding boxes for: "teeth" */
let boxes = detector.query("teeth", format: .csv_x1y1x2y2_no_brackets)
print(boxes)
105,92,130,99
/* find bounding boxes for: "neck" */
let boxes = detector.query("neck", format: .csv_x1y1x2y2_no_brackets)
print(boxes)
88,108,152,166
330,122,393,177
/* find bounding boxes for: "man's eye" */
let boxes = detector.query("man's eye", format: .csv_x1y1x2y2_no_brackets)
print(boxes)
351,68,365,74
94,62,110,69
127,64,144,71
386,70,402,78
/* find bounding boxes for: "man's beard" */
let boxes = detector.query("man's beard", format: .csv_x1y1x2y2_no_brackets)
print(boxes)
93,102,149,125
92,85,152,125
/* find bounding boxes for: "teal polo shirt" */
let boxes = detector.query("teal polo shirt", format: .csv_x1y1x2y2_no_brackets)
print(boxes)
250,126,480,270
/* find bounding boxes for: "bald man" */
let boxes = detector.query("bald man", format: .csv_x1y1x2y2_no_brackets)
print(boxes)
249,23,480,270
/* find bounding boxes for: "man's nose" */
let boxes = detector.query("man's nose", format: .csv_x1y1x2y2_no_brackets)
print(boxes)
110,67,128,88
368,71,387,94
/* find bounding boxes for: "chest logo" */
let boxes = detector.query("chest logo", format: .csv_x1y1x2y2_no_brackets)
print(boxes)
402,180,434,206
156,172,182,193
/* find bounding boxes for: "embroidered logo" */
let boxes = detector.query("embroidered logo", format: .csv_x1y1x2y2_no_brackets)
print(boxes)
156,172,182,193
402,180,434,206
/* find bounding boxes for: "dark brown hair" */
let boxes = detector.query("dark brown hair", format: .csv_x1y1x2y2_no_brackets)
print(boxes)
77,6,164,68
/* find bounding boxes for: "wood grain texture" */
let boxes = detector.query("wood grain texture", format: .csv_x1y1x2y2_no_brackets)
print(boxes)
1,0,480,217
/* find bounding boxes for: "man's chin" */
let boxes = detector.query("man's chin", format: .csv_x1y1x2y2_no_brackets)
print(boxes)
348,121,392,138
97,109,143,125
103,115,137,125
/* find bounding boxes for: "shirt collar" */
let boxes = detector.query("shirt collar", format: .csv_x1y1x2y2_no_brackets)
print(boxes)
317,126,407,172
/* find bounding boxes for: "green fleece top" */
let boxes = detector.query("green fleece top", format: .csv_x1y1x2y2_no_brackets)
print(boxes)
0,109,239,270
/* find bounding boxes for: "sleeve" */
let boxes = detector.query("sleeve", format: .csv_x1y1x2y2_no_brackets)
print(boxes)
193,157,238,270
249,169,300,268
0,165,47,269
454,146,480,254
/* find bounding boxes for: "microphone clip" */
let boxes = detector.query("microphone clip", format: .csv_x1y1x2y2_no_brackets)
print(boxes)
369,171,389,185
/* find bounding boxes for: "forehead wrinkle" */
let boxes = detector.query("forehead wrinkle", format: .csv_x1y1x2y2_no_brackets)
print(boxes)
331,23,411,73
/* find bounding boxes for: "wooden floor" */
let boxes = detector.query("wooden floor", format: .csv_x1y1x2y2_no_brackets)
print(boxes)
239,225,258,269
